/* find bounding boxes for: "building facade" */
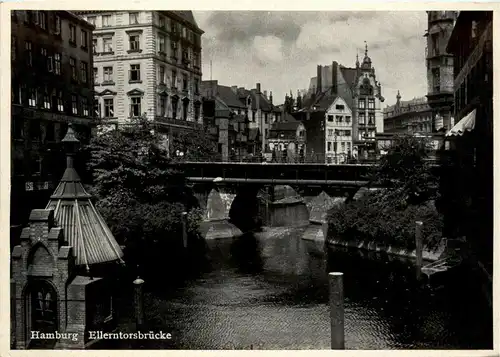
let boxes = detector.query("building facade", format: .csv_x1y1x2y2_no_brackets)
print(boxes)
324,97,353,163
75,11,204,146
297,44,385,162
445,11,493,270
268,114,306,163
201,80,278,159
425,11,458,131
11,10,95,230
383,92,433,133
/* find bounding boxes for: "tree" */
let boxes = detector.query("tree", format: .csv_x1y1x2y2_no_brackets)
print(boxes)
171,127,220,162
84,116,200,268
370,134,439,207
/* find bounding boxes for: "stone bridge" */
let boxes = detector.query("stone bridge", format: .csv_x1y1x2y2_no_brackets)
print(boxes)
177,162,376,235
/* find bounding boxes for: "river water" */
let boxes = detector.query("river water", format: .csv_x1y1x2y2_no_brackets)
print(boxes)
114,226,492,350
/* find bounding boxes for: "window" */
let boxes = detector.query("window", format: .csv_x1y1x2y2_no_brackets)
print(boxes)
347,142,351,152
25,41,32,66
82,97,89,116
129,12,139,24
345,116,351,124
43,87,50,109
47,52,54,72
104,98,114,117
193,52,200,68
87,16,96,26
45,121,55,142
336,115,342,123
171,70,177,88
328,129,333,137
129,34,140,51
103,37,113,53
172,97,178,119
159,15,165,28
93,67,98,83
327,115,333,122
30,120,41,141
194,78,199,94
264,113,268,124
69,24,77,44
81,30,88,48
39,11,47,30
341,142,346,152
158,34,166,53
70,58,77,81
358,99,365,109
327,142,332,152
102,15,111,27
359,112,365,125
432,68,440,92
94,98,101,118
57,91,64,112
80,61,88,83
92,38,98,53
40,47,47,69
335,104,344,110
171,41,178,58
54,15,61,35
194,102,200,121
252,111,256,122
103,66,113,82
368,98,375,109
182,100,188,120
182,74,188,91
158,95,166,116
54,53,61,74
130,97,141,117
71,95,78,115
129,64,140,81
158,65,165,84
28,88,37,107
368,113,375,125
13,118,24,139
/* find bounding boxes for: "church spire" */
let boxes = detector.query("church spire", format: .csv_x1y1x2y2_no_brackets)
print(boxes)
365,41,368,57
356,50,360,67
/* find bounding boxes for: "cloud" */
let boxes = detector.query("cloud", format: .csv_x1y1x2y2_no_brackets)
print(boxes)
195,11,429,107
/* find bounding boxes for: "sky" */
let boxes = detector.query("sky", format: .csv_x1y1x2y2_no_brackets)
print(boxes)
193,11,428,108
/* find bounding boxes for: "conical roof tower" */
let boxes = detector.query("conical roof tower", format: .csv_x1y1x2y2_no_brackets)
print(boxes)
46,124,124,272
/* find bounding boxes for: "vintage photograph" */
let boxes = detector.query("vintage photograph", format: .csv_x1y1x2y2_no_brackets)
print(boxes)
8,8,493,350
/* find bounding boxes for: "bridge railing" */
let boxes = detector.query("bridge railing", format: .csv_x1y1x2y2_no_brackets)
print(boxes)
172,154,380,165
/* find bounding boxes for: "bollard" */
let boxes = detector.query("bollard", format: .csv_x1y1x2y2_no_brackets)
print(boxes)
415,221,423,280
133,277,145,332
181,211,188,249
329,272,345,349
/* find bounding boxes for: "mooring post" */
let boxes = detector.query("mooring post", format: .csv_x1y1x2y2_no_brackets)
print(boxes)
133,276,145,332
329,272,345,349
415,221,423,280
181,211,188,249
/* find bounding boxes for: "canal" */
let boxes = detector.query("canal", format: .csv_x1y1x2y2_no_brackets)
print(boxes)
114,226,492,350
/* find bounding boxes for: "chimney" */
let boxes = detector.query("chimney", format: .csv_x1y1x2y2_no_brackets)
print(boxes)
264,90,267,99
231,86,237,94
269,91,273,104
256,83,261,94
316,65,322,94
332,61,338,95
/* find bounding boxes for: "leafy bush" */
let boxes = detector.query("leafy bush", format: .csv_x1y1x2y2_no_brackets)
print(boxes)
327,134,444,251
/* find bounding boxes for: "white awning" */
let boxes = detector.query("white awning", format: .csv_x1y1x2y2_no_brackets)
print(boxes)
446,109,476,137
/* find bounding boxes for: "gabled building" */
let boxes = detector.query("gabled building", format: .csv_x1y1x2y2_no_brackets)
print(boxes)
295,44,385,162
324,97,353,163
268,113,306,163
201,80,278,160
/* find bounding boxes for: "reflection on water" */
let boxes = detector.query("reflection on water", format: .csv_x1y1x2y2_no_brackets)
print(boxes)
116,227,492,350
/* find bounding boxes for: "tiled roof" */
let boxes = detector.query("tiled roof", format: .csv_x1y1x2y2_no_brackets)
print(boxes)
46,125,124,270
340,67,358,90
217,86,247,109
171,11,204,33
